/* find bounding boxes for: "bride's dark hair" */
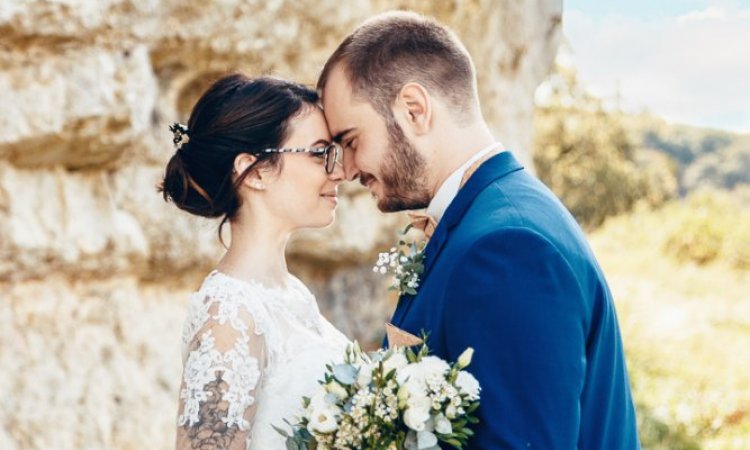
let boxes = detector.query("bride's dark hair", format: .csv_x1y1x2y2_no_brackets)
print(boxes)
158,73,319,244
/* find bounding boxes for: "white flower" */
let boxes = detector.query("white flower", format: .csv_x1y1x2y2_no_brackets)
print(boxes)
434,413,452,435
455,371,481,401
382,352,409,375
356,362,375,387
418,356,450,377
403,396,431,431
417,430,439,449
325,381,349,400
397,356,449,387
308,387,340,411
307,407,339,434
457,347,474,369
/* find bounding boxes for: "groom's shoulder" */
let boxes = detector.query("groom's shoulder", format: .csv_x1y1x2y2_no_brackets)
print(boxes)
456,172,595,263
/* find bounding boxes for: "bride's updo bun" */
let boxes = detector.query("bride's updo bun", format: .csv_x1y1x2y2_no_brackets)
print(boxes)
158,73,319,237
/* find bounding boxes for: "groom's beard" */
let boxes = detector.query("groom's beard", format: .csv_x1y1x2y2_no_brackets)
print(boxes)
369,115,431,212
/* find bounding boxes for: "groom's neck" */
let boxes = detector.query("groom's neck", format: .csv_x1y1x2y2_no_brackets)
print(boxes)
426,120,498,198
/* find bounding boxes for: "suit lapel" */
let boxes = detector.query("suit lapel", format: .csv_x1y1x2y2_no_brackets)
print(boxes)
391,151,524,328
423,151,523,277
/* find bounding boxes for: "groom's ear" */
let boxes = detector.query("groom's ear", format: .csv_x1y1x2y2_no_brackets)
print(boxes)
394,82,432,135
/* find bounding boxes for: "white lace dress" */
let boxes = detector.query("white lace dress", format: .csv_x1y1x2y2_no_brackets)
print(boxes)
176,270,350,449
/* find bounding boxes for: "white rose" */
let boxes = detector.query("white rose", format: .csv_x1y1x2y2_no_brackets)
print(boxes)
383,352,409,375
445,404,457,419
418,356,450,377
455,371,481,401
307,407,338,434
397,357,448,388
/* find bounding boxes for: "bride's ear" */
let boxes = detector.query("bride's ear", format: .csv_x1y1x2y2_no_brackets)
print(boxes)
233,153,267,191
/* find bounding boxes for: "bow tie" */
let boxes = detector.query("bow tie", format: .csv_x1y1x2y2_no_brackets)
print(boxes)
408,211,437,239
407,147,504,241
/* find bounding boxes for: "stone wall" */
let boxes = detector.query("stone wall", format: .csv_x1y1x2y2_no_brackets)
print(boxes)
0,1,561,448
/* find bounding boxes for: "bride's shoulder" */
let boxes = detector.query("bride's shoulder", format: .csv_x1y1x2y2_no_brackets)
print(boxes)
181,270,278,343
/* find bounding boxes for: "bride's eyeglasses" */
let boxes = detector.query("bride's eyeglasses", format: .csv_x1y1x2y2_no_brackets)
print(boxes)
262,143,342,174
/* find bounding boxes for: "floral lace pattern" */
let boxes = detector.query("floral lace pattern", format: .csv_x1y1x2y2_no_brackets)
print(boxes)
177,270,350,448
178,330,260,430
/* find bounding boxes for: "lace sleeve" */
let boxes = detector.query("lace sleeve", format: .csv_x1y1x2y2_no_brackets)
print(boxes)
175,293,267,450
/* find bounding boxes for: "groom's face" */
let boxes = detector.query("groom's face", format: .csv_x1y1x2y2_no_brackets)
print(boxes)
322,66,431,212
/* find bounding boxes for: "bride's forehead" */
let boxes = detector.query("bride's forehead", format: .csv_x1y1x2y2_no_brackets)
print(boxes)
287,109,330,141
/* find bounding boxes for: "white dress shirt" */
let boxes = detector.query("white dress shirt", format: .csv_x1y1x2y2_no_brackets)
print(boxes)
426,142,505,223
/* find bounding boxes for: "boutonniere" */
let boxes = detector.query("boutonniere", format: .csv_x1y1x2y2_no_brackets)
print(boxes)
373,224,426,296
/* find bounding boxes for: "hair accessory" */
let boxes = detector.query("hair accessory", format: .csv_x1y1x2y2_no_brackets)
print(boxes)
169,123,190,149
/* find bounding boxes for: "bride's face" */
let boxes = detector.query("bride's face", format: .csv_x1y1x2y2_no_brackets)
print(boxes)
258,107,344,229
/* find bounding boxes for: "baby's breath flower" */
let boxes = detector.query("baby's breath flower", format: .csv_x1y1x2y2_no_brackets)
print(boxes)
374,227,427,296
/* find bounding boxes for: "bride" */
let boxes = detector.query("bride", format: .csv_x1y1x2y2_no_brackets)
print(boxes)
159,73,350,449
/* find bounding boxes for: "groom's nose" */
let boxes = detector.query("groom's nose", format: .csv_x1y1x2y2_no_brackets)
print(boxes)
342,149,360,182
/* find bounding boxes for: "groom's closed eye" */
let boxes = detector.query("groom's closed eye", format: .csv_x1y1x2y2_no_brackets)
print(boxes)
331,128,355,146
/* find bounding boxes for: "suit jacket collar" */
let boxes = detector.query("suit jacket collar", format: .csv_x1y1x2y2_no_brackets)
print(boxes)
390,152,523,329
423,151,523,275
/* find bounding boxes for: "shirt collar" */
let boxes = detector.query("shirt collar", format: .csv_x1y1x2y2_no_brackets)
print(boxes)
426,142,505,223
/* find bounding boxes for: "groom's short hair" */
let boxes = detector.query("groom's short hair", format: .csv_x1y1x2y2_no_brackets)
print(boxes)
317,11,478,122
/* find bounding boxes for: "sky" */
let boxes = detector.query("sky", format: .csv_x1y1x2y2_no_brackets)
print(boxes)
562,0,750,133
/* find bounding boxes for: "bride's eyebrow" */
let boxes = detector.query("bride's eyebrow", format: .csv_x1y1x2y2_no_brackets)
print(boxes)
310,138,330,147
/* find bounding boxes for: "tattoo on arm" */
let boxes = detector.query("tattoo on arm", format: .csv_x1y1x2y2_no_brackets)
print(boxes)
184,374,240,450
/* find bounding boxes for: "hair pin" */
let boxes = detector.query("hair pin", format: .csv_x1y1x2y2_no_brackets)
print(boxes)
169,123,190,149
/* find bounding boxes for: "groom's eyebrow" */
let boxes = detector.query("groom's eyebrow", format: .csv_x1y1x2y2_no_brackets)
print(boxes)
331,128,355,144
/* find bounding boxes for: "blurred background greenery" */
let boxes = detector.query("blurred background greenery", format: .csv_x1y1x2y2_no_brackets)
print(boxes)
534,64,750,449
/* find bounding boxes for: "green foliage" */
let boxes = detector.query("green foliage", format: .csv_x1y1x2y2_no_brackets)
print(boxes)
661,189,750,269
534,67,677,229
636,403,702,450
590,201,750,449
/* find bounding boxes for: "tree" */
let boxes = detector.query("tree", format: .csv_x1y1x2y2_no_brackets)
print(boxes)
533,66,677,229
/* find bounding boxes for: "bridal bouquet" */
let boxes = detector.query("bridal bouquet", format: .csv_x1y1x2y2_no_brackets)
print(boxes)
275,342,481,450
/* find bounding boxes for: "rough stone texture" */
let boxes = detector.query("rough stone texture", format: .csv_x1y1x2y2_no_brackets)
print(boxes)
0,1,561,448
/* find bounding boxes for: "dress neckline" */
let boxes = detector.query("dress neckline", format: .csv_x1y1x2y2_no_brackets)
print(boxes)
202,269,323,334
208,269,298,294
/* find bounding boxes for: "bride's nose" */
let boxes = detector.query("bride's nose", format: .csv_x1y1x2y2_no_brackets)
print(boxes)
327,155,345,182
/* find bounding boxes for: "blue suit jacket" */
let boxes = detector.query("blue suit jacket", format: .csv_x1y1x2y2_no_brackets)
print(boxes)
386,152,640,449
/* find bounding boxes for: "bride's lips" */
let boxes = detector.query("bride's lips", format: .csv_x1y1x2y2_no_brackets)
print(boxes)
321,190,338,206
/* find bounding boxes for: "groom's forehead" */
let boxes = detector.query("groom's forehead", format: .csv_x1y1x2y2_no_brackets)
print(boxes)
321,66,359,109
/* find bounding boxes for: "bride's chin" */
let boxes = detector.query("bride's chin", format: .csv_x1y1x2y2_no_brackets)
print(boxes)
322,212,336,228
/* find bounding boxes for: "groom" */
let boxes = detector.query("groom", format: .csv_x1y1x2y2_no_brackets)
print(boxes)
318,11,640,449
